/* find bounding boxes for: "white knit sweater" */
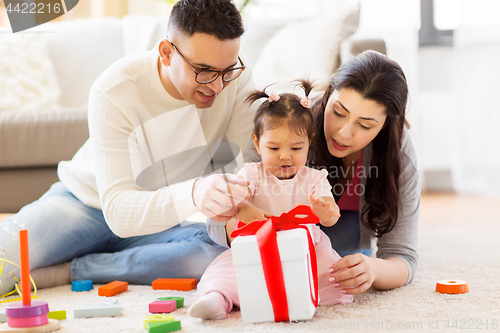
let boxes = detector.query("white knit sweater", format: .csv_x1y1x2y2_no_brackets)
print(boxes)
58,46,257,238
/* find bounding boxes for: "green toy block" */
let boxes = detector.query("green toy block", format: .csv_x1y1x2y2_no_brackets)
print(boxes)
156,296,184,308
147,320,181,333
143,314,175,329
48,310,67,320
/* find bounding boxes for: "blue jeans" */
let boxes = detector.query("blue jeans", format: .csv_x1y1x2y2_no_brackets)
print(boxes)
320,210,373,258
0,182,226,295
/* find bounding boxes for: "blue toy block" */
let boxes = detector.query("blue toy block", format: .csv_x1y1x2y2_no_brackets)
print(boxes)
72,280,94,292
73,304,121,318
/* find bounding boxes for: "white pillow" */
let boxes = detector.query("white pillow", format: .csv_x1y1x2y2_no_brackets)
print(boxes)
41,18,122,108
252,1,360,93
122,15,170,57
0,33,60,111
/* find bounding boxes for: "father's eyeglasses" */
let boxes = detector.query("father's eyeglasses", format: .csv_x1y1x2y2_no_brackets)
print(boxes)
165,37,245,84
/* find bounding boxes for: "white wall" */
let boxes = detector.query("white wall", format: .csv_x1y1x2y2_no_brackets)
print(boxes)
419,0,500,195
353,0,424,188
127,0,172,17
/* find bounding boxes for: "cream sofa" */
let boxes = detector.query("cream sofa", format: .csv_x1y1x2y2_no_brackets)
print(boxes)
0,5,385,213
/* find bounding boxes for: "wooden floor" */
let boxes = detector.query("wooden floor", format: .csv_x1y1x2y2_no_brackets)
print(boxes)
1,192,499,225
420,192,499,226
0,213,12,224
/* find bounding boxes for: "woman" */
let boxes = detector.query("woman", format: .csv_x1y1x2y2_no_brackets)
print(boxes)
308,50,420,294
210,50,420,296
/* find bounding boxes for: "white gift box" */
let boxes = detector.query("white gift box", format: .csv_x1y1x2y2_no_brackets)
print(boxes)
232,225,317,323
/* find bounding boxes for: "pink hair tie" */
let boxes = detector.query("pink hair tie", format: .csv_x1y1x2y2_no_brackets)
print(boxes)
300,97,310,108
265,84,280,102
268,92,280,102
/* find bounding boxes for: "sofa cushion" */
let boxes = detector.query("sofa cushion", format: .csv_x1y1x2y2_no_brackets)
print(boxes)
41,18,123,107
0,167,60,213
252,1,360,92
0,107,89,168
0,33,60,112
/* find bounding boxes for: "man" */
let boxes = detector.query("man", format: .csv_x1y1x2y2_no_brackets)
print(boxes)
0,0,256,295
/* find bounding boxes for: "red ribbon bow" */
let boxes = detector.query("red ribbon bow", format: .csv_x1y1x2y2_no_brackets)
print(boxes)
231,205,320,322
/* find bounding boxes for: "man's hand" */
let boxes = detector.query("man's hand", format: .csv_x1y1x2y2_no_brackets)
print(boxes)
192,174,250,222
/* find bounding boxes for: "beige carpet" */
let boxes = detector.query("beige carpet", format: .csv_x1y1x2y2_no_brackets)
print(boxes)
1,194,500,332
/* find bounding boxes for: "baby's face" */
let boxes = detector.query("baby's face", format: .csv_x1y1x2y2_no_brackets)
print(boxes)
253,126,310,180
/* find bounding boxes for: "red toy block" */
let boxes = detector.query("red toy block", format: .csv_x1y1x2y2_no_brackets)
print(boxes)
151,278,197,291
149,300,177,314
98,281,129,297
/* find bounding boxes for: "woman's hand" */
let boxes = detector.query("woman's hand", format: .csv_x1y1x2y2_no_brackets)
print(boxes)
328,253,375,295
309,194,341,227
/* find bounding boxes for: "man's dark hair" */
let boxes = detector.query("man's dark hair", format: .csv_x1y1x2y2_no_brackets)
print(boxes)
168,0,244,41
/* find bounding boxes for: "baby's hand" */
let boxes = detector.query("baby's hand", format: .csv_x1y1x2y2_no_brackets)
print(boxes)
234,203,272,224
308,194,341,227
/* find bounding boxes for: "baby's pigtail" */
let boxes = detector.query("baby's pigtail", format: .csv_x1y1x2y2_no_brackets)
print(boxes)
295,79,315,109
245,90,268,105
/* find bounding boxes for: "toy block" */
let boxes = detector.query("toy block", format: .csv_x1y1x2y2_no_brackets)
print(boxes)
19,230,31,306
73,304,121,318
0,230,62,332
6,301,50,318
72,280,94,292
147,320,181,333
156,297,184,308
98,281,128,297
100,298,119,306
8,314,48,328
0,319,60,332
0,311,6,323
149,300,177,314
152,278,197,291
47,311,66,321
143,314,175,329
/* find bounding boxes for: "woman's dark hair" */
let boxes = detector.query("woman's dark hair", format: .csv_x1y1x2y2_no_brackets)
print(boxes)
309,50,409,237
246,80,315,143
168,0,244,40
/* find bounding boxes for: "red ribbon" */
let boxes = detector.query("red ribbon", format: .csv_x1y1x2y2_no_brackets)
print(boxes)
231,205,320,322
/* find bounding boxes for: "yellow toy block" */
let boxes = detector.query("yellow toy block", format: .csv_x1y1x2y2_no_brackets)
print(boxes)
47,310,67,320
143,314,175,329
